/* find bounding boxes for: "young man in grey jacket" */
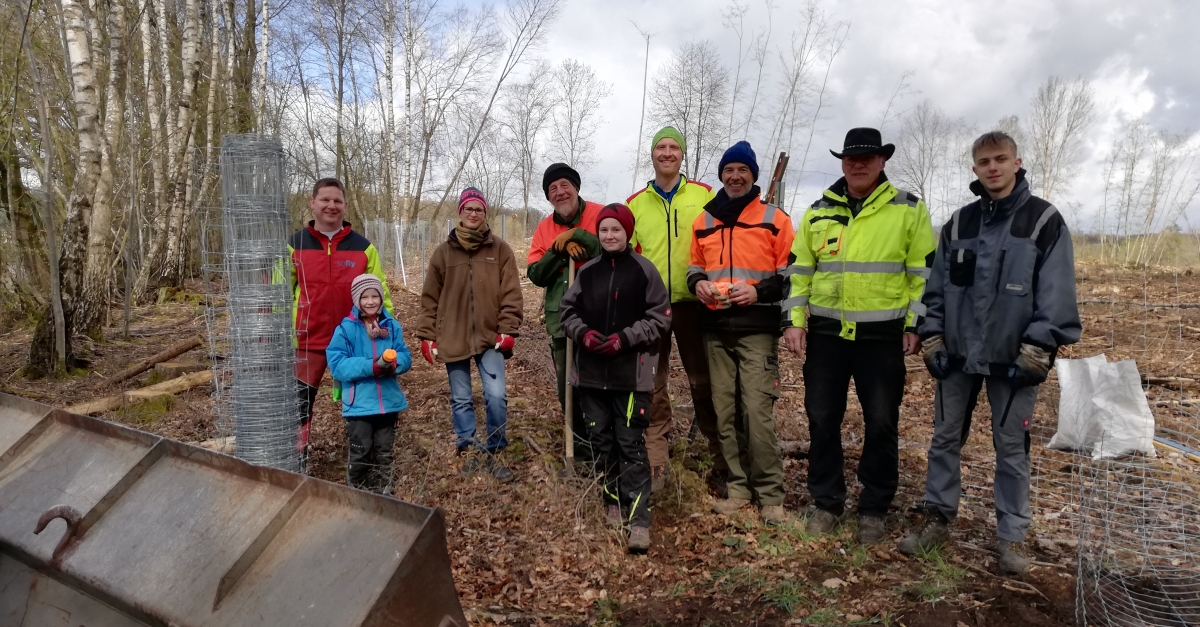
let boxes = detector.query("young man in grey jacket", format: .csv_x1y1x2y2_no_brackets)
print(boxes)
899,131,1081,575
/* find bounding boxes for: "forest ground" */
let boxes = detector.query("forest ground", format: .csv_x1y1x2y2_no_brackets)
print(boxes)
3,263,1197,626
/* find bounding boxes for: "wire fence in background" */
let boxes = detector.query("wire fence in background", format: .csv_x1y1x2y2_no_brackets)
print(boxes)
201,134,302,473
361,214,539,288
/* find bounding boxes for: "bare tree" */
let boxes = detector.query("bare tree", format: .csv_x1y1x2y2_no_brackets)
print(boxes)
432,0,562,216
891,100,976,224
1027,75,1094,201
548,58,610,171
628,22,652,190
30,0,102,375
649,41,730,182
499,63,554,231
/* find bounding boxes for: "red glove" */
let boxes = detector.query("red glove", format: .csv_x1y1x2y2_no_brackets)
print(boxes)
596,333,622,356
420,340,438,364
582,330,606,352
494,334,515,352
373,361,395,377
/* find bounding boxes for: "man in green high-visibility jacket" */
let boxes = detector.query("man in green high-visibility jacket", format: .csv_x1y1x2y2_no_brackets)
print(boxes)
782,128,936,545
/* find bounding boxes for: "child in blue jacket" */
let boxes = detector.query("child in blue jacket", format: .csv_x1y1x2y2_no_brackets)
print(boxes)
327,274,412,493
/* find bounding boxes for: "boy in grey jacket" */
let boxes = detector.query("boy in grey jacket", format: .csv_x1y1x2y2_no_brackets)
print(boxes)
899,131,1081,575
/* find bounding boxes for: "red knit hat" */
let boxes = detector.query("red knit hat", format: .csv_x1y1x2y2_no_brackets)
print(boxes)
597,203,635,240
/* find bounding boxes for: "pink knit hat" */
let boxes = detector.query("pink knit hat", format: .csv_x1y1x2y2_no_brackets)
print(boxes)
351,274,385,310
458,187,487,213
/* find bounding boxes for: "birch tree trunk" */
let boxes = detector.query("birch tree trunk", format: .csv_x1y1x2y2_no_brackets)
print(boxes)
161,0,204,282
30,0,102,375
82,0,129,336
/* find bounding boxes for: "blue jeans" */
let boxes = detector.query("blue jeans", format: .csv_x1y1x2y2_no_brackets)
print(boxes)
446,349,508,453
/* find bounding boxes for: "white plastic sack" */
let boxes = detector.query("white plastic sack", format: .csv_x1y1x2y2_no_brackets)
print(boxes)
1049,354,1156,459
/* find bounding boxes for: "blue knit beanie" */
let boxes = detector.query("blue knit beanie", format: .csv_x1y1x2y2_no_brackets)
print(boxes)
718,141,759,182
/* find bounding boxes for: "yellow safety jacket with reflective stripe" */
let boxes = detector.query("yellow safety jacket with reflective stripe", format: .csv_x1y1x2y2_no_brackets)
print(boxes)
627,176,715,303
784,178,936,340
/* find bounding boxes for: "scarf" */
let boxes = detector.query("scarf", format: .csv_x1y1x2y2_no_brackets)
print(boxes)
359,312,389,339
454,222,489,252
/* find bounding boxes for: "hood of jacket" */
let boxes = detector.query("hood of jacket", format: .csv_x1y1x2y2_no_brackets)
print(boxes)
969,168,1031,224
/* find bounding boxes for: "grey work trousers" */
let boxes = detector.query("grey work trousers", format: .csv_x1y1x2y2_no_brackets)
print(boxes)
923,370,1038,542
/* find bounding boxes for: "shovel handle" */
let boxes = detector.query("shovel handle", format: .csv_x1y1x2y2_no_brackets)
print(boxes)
565,260,576,464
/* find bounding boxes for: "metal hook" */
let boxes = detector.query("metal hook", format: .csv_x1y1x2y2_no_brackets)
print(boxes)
34,505,82,561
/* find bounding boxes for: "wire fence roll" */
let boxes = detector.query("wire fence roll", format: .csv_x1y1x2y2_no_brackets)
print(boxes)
202,134,301,473
1072,413,1200,627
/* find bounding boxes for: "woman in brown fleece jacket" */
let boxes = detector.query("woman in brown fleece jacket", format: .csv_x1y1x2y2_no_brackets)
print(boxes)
415,188,524,481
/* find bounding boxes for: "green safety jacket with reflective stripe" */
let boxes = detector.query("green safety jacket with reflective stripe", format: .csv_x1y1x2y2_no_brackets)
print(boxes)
627,176,715,303
784,176,936,341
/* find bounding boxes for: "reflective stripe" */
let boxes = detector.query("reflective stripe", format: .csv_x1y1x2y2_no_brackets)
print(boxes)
785,265,815,277
906,266,931,279
776,264,788,274
816,261,905,274
726,267,775,282
891,188,919,207
809,304,908,322
782,295,809,309
762,203,778,224
687,264,706,275
703,213,715,229
950,208,962,241
626,392,635,427
909,301,928,316
628,493,643,522
1031,206,1059,241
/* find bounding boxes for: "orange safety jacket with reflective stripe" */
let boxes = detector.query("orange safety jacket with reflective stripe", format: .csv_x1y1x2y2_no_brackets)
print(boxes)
686,193,795,334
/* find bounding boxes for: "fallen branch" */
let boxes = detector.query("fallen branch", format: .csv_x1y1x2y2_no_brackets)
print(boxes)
108,337,205,384
68,370,214,415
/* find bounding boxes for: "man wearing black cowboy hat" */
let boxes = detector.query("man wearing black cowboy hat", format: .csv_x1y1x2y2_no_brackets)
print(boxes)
782,127,937,544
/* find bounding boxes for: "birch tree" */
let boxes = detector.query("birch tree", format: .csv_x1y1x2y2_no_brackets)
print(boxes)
548,58,610,171
1027,75,1094,201
648,41,730,182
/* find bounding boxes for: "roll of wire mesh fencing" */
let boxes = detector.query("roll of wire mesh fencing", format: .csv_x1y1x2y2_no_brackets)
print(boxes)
202,134,301,472
1072,413,1200,627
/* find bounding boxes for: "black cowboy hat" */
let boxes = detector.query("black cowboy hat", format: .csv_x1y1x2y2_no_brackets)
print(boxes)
830,127,895,159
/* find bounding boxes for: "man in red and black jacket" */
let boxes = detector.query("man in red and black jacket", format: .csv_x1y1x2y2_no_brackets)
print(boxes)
290,177,392,462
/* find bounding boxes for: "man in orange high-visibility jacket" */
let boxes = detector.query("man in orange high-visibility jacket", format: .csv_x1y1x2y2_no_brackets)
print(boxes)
687,141,795,526
526,163,603,461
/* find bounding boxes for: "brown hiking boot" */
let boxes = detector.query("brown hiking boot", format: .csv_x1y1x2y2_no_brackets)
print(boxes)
707,468,729,499
897,510,950,556
805,509,839,535
651,465,668,493
857,515,886,544
760,505,787,525
712,497,751,516
605,504,622,529
628,526,651,554
998,539,1031,576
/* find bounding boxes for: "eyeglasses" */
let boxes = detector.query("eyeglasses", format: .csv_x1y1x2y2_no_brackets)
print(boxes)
462,206,486,215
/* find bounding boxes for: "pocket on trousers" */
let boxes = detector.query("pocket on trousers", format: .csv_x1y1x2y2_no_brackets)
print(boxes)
626,393,650,429
765,354,781,400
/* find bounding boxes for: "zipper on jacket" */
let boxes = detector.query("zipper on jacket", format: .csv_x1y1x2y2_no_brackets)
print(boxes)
658,194,673,298
603,257,617,390
372,335,385,413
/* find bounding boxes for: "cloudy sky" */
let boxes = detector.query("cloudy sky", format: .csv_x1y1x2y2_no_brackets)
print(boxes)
517,0,1200,229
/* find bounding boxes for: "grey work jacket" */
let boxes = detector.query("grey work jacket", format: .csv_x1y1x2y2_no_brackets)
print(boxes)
920,172,1081,376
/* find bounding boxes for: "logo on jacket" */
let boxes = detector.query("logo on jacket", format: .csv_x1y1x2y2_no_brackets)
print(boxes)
336,260,357,268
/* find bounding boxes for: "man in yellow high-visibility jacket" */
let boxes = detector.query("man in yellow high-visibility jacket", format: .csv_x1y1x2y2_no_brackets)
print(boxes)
782,128,936,544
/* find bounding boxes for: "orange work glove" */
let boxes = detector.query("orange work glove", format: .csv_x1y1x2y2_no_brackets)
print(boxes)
551,228,577,252
564,240,589,261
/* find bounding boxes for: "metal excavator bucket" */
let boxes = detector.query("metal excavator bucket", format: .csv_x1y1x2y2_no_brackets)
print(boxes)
0,392,466,627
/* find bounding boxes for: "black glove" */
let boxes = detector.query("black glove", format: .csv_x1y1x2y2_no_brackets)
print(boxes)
1009,343,1052,388
922,335,952,380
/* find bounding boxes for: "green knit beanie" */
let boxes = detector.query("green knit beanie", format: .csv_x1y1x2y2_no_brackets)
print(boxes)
651,126,686,154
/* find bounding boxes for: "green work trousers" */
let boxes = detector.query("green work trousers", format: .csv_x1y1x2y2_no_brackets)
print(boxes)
705,331,784,506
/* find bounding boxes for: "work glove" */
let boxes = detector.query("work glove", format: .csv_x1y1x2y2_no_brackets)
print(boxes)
494,333,515,353
596,333,623,357
564,240,589,262
551,228,577,252
420,340,438,364
373,360,395,377
581,330,607,353
922,335,952,380
1009,343,1052,388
